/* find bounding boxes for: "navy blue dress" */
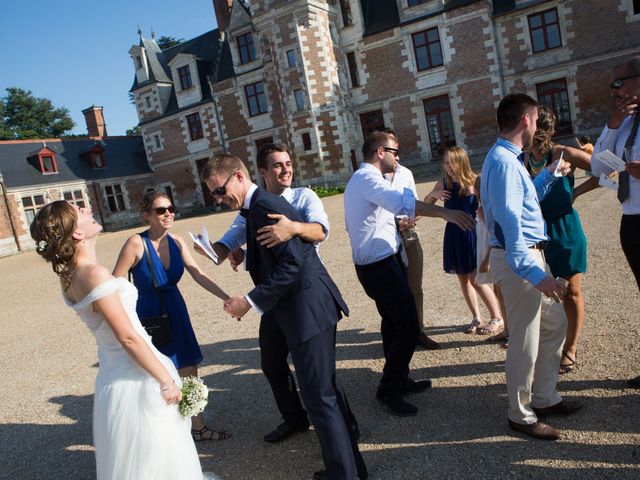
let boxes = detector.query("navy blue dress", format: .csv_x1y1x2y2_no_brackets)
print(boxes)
131,231,203,369
443,181,478,275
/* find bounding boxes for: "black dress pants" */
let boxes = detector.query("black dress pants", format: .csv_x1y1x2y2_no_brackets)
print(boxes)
355,253,420,393
621,214,640,290
259,320,308,426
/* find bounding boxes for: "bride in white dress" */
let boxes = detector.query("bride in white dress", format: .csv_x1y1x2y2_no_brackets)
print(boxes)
30,200,219,480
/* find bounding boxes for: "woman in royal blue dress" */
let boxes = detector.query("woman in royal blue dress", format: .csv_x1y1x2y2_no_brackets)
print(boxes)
425,146,503,335
114,190,231,441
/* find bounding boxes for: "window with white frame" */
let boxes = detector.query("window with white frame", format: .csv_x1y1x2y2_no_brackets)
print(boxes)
186,113,204,141
528,8,562,53
104,184,126,212
22,194,46,225
63,190,86,208
245,82,268,116
154,134,161,149
412,27,443,71
178,65,193,90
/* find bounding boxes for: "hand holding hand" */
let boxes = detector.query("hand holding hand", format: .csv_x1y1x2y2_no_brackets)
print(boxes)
224,296,251,320
256,214,297,248
397,216,417,232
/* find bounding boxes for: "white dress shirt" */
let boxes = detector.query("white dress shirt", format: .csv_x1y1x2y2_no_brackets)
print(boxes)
344,162,416,266
387,163,418,199
592,116,640,215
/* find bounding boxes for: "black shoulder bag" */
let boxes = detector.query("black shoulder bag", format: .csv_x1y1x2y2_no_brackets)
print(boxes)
136,236,172,348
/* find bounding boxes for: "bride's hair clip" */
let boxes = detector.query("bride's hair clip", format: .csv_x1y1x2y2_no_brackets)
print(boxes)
36,240,48,253
46,224,62,240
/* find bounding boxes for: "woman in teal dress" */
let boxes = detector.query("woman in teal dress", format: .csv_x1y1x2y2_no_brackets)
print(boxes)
528,106,599,374
114,190,232,441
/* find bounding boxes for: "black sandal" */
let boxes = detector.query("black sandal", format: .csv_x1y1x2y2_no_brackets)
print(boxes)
559,350,577,375
191,426,232,442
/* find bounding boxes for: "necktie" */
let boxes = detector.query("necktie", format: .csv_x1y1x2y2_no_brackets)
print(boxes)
618,113,640,203
239,208,249,218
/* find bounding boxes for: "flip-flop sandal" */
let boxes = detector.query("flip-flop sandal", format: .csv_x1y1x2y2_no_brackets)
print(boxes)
465,318,482,334
486,329,509,342
479,318,503,335
559,350,577,375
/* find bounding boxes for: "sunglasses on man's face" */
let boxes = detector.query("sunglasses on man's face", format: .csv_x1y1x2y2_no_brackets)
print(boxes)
153,205,176,215
210,170,238,196
610,74,640,89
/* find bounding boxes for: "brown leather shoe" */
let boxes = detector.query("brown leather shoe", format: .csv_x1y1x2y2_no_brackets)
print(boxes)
508,420,561,440
418,333,441,350
532,399,582,417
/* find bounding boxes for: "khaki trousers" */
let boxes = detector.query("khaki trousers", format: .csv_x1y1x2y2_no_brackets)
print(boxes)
490,248,566,424
402,233,425,331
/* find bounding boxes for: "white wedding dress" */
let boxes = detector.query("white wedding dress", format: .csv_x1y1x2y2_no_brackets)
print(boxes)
65,277,219,480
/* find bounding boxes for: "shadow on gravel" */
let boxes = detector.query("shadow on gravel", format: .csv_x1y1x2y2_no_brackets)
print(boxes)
194,330,640,480
1,394,94,480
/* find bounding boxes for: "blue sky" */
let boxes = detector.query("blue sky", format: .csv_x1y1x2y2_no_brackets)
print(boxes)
0,1,218,136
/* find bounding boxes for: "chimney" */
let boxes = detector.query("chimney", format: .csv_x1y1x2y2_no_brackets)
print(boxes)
82,105,108,137
213,0,233,31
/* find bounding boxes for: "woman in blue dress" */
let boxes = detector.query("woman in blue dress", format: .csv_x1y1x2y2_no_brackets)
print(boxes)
114,190,231,441
425,146,503,335
527,107,598,374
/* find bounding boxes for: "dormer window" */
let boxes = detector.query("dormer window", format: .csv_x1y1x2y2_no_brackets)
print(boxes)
81,143,106,169
29,146,58,175
41,156,56,173
178,65,193,90
136,55,143,69
237,32,256,64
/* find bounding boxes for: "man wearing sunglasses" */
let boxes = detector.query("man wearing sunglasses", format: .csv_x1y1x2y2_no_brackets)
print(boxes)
202,153,367,480
344,130,475,417
198,144,330,446
591,55,640,388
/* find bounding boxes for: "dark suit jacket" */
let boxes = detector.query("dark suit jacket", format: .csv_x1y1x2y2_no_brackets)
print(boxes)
245,187,349,347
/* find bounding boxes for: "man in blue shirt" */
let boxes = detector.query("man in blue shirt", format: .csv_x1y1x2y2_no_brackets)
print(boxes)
481,94,582,441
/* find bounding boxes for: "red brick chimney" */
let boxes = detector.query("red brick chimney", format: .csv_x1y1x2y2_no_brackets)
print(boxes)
82,105,108,137
213,0,233,31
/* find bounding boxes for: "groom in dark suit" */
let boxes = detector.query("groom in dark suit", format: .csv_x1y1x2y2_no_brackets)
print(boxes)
203,153,367,480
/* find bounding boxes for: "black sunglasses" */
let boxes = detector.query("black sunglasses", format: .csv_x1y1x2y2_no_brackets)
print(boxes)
153,205,176,215
210,170,238,196
381,146,399,156
610,74,640,89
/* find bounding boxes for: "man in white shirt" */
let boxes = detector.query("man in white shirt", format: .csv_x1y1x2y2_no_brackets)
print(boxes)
384,129,440,350
344,131,475,416
591,56,640,388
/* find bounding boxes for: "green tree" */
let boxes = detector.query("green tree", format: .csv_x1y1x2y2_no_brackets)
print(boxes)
126,125,141,136
0,87,75,140
157,35,184,50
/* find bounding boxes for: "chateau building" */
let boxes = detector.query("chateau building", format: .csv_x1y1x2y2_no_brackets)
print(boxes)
0,107,153,257
129,0,640,212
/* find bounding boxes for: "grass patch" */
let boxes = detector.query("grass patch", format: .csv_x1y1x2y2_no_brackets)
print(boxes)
310,185,346,198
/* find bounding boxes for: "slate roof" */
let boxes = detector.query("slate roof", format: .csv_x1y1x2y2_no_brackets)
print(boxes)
359,0,486,36
0,137,151,189
130,29,234,120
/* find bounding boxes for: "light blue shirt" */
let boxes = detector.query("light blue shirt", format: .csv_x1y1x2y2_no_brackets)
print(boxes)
344,162,416,266
480,138,557,285
216,186,330,252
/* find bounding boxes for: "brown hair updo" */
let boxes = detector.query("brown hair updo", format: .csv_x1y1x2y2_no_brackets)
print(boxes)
30,200,79,290
532,105,556,155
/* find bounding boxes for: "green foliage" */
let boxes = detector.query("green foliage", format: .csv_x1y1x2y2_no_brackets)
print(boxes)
157,36,184,50
0,87,75,140
310,185,346,198
126,125,141,136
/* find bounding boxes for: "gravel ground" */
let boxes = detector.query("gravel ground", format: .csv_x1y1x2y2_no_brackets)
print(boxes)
1,176,639,480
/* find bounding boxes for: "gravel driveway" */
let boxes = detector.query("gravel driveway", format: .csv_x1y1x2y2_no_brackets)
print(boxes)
1,176,638,479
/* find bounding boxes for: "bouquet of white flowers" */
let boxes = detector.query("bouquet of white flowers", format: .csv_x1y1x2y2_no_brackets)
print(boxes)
178,376,209,417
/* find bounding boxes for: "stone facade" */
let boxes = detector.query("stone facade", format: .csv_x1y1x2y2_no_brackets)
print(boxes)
127,0,639,193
